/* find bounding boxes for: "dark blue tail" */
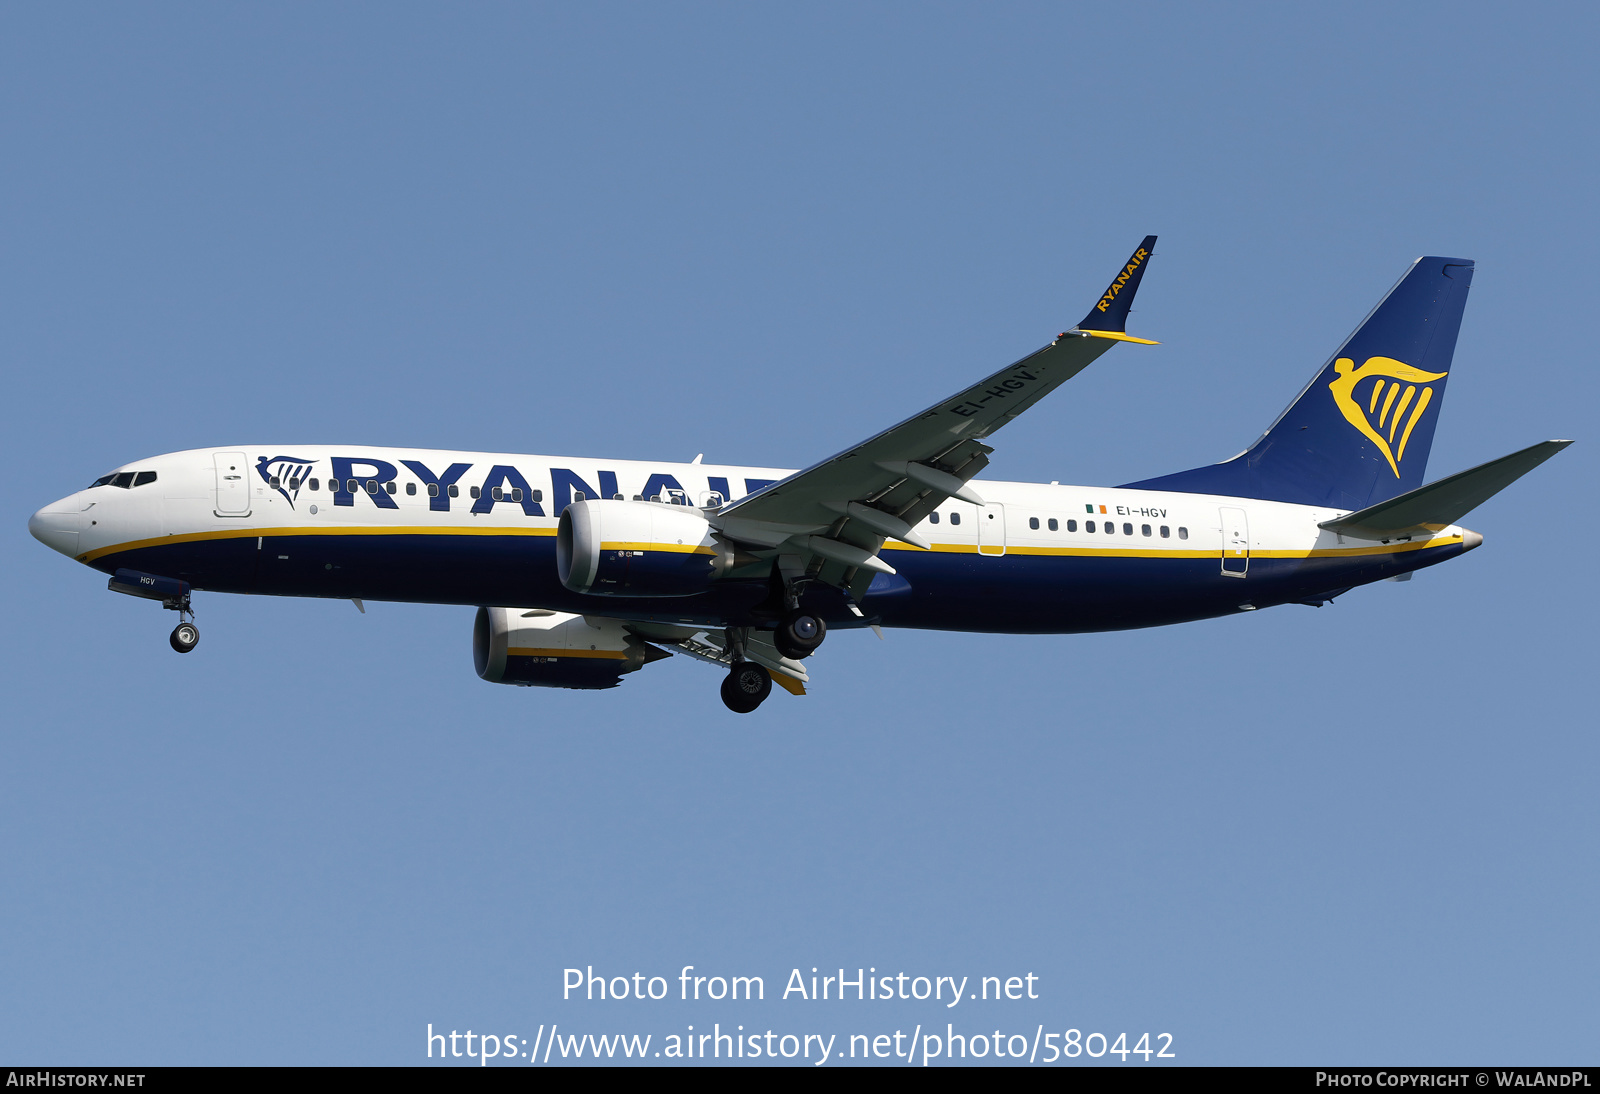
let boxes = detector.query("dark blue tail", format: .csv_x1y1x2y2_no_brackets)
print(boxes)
1123,256,1474,509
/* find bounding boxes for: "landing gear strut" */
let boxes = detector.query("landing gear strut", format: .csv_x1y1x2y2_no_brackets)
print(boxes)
166,592,199,653
159,586,198,654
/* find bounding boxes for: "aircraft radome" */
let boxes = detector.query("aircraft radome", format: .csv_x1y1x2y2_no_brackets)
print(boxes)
29,238,1570,712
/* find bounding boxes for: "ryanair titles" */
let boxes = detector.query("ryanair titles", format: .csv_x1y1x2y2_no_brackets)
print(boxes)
1095,247,1150,313
255,455,777,516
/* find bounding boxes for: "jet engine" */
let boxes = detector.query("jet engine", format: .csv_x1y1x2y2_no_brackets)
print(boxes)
473,606,670,689
557,498,747,596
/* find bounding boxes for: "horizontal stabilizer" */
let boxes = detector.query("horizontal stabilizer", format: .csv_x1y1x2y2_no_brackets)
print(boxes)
1319,439,1571,540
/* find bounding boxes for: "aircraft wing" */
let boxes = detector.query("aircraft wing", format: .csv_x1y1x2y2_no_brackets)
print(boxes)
714,236,1159,597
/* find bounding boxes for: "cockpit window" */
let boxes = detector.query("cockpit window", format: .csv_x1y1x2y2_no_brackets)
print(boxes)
90,470,158,488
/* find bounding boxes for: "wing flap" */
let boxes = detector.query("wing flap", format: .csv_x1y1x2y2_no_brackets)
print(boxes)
625,622,810,691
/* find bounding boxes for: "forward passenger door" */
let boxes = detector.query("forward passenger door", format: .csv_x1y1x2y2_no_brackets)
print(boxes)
213,451,250,516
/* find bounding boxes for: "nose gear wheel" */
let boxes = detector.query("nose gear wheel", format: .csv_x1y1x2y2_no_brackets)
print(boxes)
170,621,199,653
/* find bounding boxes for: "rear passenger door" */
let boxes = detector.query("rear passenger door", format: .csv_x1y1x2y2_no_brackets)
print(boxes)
1220,506,1248,576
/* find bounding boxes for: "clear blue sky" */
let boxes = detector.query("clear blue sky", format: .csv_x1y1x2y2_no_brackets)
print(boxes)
3,2,1594,1066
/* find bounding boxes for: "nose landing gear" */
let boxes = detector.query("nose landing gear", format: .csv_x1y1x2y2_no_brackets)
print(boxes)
163,592,199,653
169,619,199,653
107,568,199,654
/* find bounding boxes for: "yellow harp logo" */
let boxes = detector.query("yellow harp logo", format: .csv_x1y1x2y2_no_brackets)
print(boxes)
1329,356,1448,477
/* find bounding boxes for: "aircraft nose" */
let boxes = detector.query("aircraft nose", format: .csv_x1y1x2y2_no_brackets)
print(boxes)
29,498,87,559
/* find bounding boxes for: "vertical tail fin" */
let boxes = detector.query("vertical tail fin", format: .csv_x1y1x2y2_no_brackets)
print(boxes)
1123,256,1474,509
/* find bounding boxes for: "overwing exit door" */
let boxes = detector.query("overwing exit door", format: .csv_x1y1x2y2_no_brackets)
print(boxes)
978,503,1007,556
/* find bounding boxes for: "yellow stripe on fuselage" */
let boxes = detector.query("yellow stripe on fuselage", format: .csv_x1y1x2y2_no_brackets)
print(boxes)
80,523,559,563
83,524,1462,566
884,535,1463,560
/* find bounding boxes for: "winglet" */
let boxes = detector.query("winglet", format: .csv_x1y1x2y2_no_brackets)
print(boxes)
1076,235,1158,334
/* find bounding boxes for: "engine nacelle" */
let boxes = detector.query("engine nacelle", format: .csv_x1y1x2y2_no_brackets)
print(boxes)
473,606,669,689
557,498,737,596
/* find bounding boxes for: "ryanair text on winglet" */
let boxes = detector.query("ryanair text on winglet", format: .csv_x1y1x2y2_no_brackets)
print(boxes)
1096,248,1150,312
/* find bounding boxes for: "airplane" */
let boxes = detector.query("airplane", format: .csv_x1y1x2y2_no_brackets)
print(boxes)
28,238,1570,712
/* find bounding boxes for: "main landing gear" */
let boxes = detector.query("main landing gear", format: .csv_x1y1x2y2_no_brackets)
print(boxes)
720,661,772,714
718,603,830,713
719,627,771,714
773,608,826,661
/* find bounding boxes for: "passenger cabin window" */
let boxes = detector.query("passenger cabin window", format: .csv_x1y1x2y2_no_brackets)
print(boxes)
532,490,543,502
492,487,504,501
134,471,157,487
309,479,319,491
929,512,940,524
470,486,481,499
1160,525,1170,538
1123,523,1133,535
1048,518,1058,531
949,512,961,526
406,482,416,495
573,491,585,502
269,475,281,488
448,485,459,498
1029,517,1040,530
346,479,358,492
1066,519,1077,532
614,493,626,501
287,477,299,490
512,488,523,502
1178,527,1189,540
386,481,397,494
427,483,438,497
365,480,378,494
1086,520,1095,533
1105,522,1115,535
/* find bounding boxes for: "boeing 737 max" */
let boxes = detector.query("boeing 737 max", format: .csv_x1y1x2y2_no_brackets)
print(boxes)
28,239,1570,711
